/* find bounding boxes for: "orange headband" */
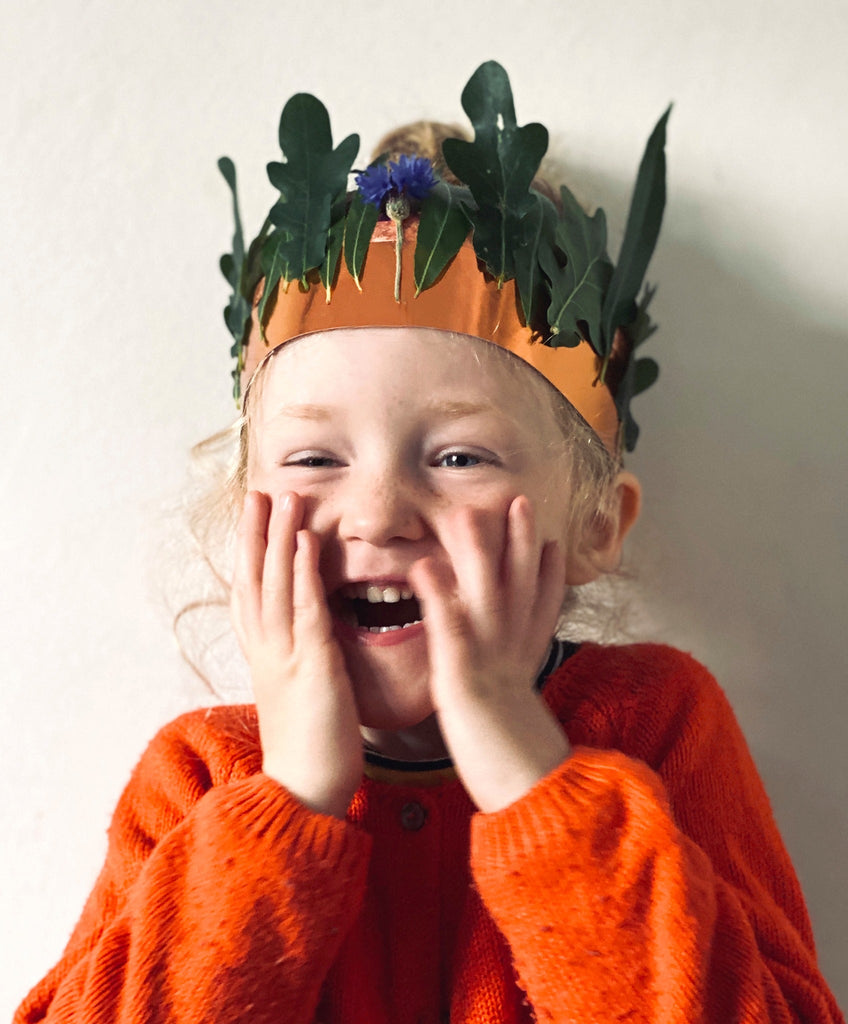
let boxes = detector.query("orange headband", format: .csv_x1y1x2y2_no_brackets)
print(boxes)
242,219,623,453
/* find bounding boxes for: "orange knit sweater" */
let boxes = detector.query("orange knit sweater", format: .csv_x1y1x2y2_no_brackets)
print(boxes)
16,644,844,1024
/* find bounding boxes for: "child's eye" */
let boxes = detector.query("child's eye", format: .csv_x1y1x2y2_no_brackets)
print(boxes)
436,450,486,469
284,452,340,468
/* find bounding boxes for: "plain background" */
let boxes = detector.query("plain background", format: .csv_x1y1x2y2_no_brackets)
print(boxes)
2,0,846,1014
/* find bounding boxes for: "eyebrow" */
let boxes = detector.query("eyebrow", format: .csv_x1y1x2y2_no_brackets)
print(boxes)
267,400,500,423
267,404,334,423
420,400,500,419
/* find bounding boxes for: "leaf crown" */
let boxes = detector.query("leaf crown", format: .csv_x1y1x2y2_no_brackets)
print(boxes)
219,61,670,451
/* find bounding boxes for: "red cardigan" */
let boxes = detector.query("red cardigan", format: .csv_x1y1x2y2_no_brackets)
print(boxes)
16,643,844,1024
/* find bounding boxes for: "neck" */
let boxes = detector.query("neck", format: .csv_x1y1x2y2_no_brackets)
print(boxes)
360,713,449,761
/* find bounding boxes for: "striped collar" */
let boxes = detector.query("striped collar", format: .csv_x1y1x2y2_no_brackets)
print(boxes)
362,639,580,778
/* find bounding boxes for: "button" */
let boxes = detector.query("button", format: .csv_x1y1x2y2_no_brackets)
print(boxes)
400,801,427,831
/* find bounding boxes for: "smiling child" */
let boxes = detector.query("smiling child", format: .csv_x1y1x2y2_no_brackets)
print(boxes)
16,61,844,1024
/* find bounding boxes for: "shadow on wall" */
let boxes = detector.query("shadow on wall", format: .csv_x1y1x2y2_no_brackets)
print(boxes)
628,214,848,1004
541,147,848,1007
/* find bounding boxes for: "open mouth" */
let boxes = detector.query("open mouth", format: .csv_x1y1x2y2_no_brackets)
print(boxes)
332,582,423,634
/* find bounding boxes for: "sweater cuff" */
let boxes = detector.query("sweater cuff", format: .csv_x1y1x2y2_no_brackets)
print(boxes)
470,746,674,877
194,771,372,875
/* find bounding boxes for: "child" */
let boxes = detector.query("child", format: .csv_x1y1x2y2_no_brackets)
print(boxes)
16,62,843,1024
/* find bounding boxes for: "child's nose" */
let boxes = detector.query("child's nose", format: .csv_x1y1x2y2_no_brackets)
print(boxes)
339,473,427,546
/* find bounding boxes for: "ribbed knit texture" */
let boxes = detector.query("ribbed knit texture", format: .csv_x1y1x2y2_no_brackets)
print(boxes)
15,644,844,1023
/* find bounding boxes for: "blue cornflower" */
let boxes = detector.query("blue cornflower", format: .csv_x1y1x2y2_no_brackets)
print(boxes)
355,155,437,210
355,163,393,208
388,154,437,200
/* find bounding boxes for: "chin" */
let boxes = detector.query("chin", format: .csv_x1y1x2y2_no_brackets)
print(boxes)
343,643,434,731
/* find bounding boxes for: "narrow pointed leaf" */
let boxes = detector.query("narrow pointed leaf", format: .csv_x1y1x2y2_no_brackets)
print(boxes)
320,194,347,297
414,181,470,294
343,192,379,289
257,231,290,329
602,106,670,343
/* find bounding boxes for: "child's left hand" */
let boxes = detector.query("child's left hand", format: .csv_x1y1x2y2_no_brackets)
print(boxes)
408,496,571,813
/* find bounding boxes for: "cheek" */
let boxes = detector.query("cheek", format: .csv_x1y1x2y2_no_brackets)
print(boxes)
528,468,573,544
245,430,271,492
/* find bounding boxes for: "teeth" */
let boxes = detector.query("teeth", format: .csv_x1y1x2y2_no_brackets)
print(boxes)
366,621,422,633
343,583,414,603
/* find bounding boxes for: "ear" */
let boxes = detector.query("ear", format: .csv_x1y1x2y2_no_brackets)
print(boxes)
566,471,642,585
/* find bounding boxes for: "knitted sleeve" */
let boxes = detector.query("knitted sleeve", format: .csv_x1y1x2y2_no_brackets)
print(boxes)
15,706,372,1024
470,645,844,1024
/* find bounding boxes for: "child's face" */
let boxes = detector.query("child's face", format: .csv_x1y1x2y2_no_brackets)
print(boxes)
247,328,575,732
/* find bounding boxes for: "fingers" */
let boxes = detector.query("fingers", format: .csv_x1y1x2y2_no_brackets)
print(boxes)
291,528,334,640
261,493,301,636
502,496,539,608
431,496,559,629
231,491,306,647
505,499,568,653
408,555,464,645
415,496,569,692
430,504,506,622
231,491,271,647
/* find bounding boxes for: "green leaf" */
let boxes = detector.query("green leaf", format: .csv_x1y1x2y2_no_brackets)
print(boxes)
442,61,548,281
217,157,245,272
544,185,613,351
265,93,359,286
343,191,379,289
414,181,471,294
320,193,347,298
223,290,251,345
601,106,670,344
514,192,557,327
218,156,253,401
614,355,660,452
257,230,290,329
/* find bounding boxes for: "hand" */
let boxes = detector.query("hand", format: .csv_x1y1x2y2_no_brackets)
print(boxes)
231,491,362,819
408,496,571,813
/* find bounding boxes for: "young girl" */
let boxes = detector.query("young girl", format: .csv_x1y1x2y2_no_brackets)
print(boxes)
16,62,843,1024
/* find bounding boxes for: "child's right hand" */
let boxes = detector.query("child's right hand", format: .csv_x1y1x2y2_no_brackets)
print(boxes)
231,491,363,819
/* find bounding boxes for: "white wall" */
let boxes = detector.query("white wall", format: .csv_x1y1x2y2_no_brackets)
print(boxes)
3,0,846,1014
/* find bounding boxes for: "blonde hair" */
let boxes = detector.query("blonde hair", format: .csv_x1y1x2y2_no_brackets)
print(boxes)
372,121,467,185
371,120,561,207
